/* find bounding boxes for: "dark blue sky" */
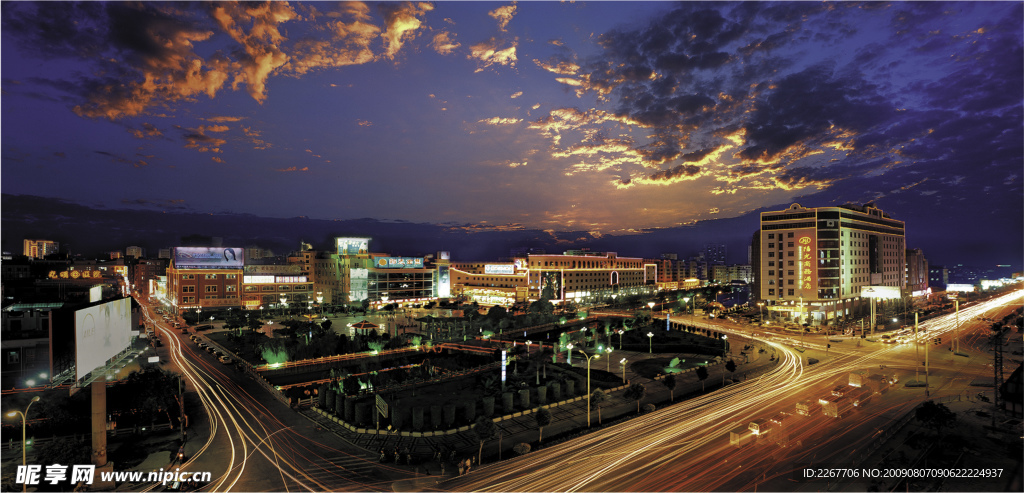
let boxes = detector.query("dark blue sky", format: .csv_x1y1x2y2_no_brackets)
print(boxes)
2,2,1021,267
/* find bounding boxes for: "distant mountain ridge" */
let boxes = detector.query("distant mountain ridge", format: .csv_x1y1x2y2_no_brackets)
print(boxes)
1,194,760,262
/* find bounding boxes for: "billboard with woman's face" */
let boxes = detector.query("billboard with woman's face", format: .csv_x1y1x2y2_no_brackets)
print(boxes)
173,247,244,269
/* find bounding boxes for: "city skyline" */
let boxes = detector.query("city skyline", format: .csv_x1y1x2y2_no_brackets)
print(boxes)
2,2,1022,266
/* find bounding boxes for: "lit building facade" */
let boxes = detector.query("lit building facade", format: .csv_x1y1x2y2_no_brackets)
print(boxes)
241,264,314,311
905,248,930,296
23,239,59,259
759,203,906,325
449,262,530,305
525,251,652,304
166,247,244,313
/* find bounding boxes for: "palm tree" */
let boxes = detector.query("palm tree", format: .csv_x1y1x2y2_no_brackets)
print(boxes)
535,407,552,443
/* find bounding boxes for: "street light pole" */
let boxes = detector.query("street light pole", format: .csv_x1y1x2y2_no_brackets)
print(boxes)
647,331,654,354
620,358,628,384
8,396,40,492
605,346,613,372
575,348,599,428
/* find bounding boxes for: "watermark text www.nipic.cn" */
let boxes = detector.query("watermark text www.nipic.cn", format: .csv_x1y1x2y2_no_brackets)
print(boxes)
15,464,213,486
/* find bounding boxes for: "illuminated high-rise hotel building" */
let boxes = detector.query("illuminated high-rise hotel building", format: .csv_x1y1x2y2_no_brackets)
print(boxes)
758,203,906,325
23,239,59,259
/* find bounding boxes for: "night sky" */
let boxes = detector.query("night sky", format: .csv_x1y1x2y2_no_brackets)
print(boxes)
2,2,1021,266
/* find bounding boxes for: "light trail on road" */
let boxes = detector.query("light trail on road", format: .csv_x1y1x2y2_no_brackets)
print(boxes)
443,289,1022,492
136,301,410,492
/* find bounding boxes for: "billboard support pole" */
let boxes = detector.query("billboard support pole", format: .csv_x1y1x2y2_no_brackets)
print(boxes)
91,379,107,466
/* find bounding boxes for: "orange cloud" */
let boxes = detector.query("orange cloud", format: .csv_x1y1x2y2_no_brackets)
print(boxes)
478,116,522,126
286,2,380,75
489,3,517,32
275,166,310,172
468,38,517,72
379,2,433,61
431,31,461,55
211,2,297,103
129,123,163,139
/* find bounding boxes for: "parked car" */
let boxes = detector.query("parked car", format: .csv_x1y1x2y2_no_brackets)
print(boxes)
219,355,233,364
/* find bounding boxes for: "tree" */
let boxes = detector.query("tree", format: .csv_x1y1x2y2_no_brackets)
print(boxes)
535,406,552,443
624,383,646,413
473,416,497,465
590,389,608,424
915,400,956,435
664,374,677,402
725,360,737,384
696,366,709,392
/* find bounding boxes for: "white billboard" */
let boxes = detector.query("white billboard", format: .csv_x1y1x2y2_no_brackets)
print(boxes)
947,283,975,292
485,264,515,275
860,286,901,299
75,298,132,380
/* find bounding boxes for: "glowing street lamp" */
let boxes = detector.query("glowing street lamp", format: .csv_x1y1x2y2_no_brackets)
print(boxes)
8,396,40,492
572,347,600,427
526,340,533,358
647,331,654,354
604,345,613,372
619,358,628,384
616,329,624,350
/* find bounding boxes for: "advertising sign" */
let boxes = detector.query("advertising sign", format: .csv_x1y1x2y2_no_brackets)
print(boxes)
796,232,817,298
75,298,132,381
374,257,424,269
245,265,302,274
337,237,370,256
437,265,451,298
484,264,515,275
861,285,901,299
946,283,975,293
174,247,243,270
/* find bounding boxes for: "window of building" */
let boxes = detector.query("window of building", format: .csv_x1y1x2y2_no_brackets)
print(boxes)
768,270,774,276
181,274,194,280
787,270,794,276
205,274,217,280
768,261,775,267
787,289,795,295
787,251,794,257
787,279,794,285
768,234,775,239
182,285,195,293
226,285,236,292
226,274,237,279
182,296,195,303
262,285,275,291
768,252,774,258
205,285,218,292
787,232,794,238
768,289,775,296
768,243,774,248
